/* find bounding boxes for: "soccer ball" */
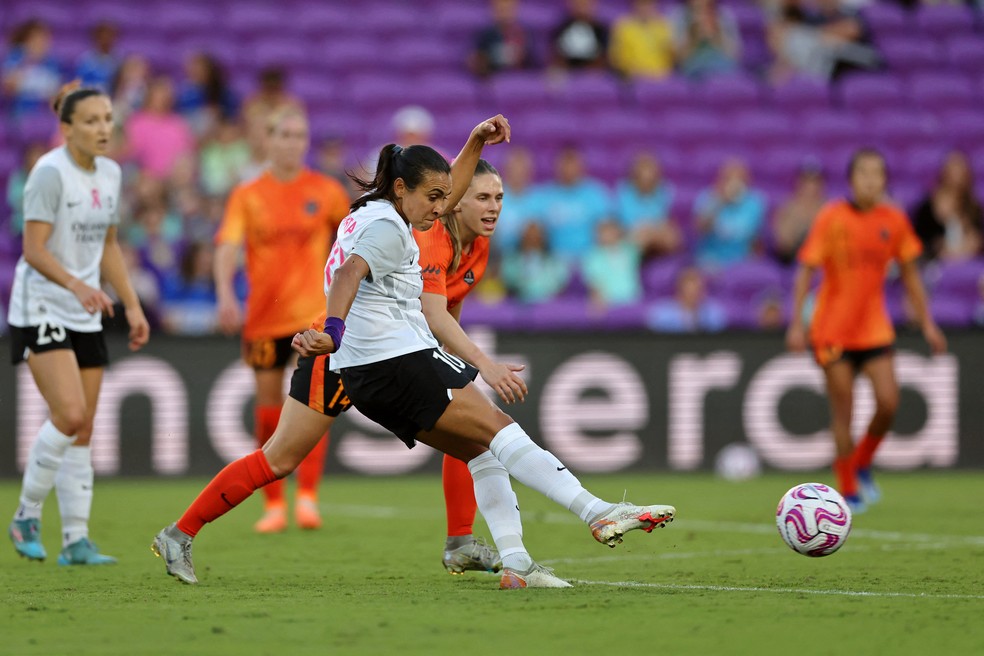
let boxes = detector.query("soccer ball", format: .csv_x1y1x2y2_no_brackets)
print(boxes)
775,483,852,557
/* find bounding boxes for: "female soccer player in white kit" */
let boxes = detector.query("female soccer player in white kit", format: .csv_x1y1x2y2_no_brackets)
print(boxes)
294,116,676,588
7,82,150,565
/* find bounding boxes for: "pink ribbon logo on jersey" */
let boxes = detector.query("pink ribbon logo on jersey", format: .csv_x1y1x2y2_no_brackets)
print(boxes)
91,189,102,209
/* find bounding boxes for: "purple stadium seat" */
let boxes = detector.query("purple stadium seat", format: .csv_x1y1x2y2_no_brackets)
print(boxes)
8,2,76,29
642,256,689,299
930,295,973,328
866,109,941,151
309,110,367,146
251,38,315,70
693,74,764,110
387,40,459,74
604,302,649,330
290,71,341,109
436,3,489,33
528,298,591,331
801,112,864,148
518,3,562,32
589,108,650,150
928,259,984,298
945,35,984,75
861,2,911,37
901,145,949,188
759,147,821,186
488,72,553,112
939,110,984,152
154,5,220,37
10,115,55,148
879,38,944,74
709,260,785,303
459,298,526,330
225,3,292,37
320,39,389,78
413,73,479,107
83,3,147,31
837,74,905,113
768,76,831,113
731,110,796,149
48,36,91,65
908,73,977,112
661,111,727,147
358,4,428,38
554,74,625,112
516,109,580,148
689,147,743,181
292,4,351,36
633,77,696,113
915,3,978,41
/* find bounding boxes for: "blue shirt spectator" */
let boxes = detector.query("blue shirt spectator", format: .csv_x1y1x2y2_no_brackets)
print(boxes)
501,223,571,303
582,220,643,306
495,148,543,254
694,159,766,269
1,20,62,118
646,266,727,332
74,23,120,91
615,152,684,257
533,146,611,261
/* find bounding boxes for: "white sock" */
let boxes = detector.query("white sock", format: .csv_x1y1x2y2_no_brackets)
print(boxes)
16,420,76,521
488,423,614,523
55,445,93,547
468,451,533,572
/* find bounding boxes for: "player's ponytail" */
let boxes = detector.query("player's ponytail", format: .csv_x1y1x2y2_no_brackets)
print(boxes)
349,143,450,213
52,80,105,124
440,158,501,274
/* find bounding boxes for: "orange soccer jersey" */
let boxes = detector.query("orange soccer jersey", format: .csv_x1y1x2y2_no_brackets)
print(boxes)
216,169,349,340
414,220,490,310
798,198,923,351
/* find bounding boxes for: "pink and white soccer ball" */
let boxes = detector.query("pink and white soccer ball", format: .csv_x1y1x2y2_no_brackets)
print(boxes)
776,483,852,557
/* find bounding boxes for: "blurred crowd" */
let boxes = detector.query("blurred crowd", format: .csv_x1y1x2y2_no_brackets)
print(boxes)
2,0,983,336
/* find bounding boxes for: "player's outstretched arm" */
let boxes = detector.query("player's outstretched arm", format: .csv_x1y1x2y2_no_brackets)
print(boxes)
421,292,526,404
447,115,511,211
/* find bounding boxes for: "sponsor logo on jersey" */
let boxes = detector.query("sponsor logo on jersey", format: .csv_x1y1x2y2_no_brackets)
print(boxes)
463,269,475,285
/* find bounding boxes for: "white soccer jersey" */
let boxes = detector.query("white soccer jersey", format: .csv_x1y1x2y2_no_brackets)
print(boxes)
7,147,121,332
324,199,439,371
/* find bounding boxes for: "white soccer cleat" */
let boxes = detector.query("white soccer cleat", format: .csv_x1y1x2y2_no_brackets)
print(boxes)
151,523,198,584
590,502,675,548
499,563,573,589
443,537,501,574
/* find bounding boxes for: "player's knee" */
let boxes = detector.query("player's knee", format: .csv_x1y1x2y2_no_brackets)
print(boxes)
876,392,899,418
265,452,300,478
53,406,87,436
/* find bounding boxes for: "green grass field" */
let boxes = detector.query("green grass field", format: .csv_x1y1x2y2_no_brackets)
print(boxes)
2,472,983,656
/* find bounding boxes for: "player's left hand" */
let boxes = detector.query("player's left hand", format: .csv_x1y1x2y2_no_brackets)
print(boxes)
922,321,947,355
125,305,150,351
479,362,527,405
292,329,335,357
474,114,510,146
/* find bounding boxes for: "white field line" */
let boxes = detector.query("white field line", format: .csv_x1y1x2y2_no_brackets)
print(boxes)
324,503,984,548
572,579,984,601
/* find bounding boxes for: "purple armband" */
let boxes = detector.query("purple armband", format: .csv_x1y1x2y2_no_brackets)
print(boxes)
323,317,346,353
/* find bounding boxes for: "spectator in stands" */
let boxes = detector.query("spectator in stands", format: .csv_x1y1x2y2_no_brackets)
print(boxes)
110,242,162,331
109,54,149,128
75,22,119,91
615,152,682,259
533,145,612,261
582,220,644,306
124,76,196,180
609,0,675,80
125,179,183,279
176,52,238,138
5,142,47,237
316,137,359,199
646,266,727,332
242,67,303,123
911,151,983,262
550,0,610,71
199,116,251,198
392,104,435,146
1,19,62,119
501,223,571,303
694,158,767,269
767,0,880,83
671,0,741,79
160,241,218,335
469,0,537,77
755,289,786,330
772,160,826,264
496,147,543,254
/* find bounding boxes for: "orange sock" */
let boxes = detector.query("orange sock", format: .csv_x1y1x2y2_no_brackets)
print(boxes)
443,454,477,537
833,456,858,497
255,405,285,508
177,450,278,537
296,433,329,499
852,434,883,471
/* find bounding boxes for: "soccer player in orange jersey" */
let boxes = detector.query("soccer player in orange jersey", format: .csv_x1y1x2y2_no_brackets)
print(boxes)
414,159,528,574
786,148,947,513
213,107,349,532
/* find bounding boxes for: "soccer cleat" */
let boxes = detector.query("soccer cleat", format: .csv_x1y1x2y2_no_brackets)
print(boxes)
254,506,288,533
151,524,198,584
443,537,502,574
499,563,573,589
857,469,881,505
294,497,322,530
9,518,46,561
590,502,676,548
57,538,117,565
